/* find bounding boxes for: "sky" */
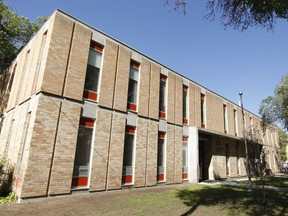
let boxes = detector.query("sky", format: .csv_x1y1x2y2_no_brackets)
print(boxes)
5,0,288,116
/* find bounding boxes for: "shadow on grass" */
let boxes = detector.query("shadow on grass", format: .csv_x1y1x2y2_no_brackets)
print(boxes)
177,185,288,216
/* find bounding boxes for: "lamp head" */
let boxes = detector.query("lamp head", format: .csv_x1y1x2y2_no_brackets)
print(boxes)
239,92,243,96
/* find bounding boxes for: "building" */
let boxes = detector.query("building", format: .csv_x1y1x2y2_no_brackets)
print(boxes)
0,9,281,201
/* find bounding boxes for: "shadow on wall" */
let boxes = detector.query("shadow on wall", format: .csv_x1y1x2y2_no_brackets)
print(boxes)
213,172,221,180
0,67,15,115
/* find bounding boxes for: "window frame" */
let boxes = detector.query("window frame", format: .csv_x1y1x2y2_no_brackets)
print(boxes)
157,132,166,182
182,136,188,180
159,75,167,119
183,85,188,124
127,61,140,112
83,41,104,101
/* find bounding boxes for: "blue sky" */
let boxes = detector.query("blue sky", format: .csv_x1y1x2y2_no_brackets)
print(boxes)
6,0,288,116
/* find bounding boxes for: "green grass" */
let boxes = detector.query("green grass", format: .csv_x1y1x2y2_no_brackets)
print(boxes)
0,192,17,204
238,176,288,188
176,184,288,215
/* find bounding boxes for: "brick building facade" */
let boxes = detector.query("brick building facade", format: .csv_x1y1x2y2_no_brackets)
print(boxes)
0,10,281,200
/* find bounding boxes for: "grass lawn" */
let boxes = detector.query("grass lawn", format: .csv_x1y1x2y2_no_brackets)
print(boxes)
176,184,288,216
237,176,288,188
0,183,287,215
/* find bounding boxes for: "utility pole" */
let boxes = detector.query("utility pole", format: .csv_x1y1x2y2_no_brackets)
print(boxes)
239,92,252,190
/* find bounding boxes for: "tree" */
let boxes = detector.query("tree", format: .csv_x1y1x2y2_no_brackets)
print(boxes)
0,1,46,74
165,0,288,31
259,74,288,130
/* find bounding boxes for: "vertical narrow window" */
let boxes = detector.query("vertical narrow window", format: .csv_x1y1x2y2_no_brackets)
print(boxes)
0,117,4,136
250,116,253,126
159,75,167,119
127,60,140,111
182,136,188,180
122,126,136,185
223,104,227,134
200,93,205,128
225,144,230,176
72,117,94,188
233,109,238,136
183,85,188,124
157,132,166,182
33,31,47,92
236,143,240,175
83,41,103,101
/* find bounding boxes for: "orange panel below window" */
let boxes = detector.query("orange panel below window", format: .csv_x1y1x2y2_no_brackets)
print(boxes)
83,90,97,101
159,111,166,119
80,118,94,128
183,118,188,124
127,103,137,111
182,173,188,179
122,175,133,184
157,174,165,181
72,177,88,187
201,123,205,128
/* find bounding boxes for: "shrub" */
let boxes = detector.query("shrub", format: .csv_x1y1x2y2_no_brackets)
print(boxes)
0,158,14,197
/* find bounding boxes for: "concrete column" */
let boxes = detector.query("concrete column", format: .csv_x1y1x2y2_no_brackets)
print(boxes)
188,126,198,183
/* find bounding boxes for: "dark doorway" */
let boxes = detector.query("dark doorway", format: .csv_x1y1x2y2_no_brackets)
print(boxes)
199,133,212,182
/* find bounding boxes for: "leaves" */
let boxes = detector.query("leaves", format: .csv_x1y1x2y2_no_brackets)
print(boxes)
0,1,47,74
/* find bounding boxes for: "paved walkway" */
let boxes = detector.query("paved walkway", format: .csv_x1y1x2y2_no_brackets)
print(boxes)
200,172,288,192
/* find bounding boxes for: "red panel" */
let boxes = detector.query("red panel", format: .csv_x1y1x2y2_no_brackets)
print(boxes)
127,102,137,111
161,75,167,81
201,123,205,128
235,133,238,137
83,90,97,101
183,85,188,91
224,129,227,134
131,60,140,69
157,174,165,181
80,118,94,128
122,175,133,184
126,126,136,134
90,41,103,52
182,136,188,142
183,118,188,125
201,94,205,100
71,177,88,187
159,132,166,139
182,173,188,179
159,111,166,119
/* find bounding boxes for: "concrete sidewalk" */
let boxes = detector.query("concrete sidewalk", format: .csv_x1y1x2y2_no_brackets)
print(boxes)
200,173,288,192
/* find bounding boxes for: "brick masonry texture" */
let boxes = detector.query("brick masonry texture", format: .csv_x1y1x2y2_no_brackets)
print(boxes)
42,13,74,96
48,100,81,195
107,112,126,190
138,58,150,117
98,39,118,109
63,23,91,101
149,63,160,120
90,109,112,191
174,126,183,183
166,124,175,184
21,95,60,198
134,118,148,187
113,46,130,112
146,120,158,186
175,75,183,126
167,71,175,124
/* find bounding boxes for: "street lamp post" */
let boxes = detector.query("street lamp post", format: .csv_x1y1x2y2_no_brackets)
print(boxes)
239,92,252,190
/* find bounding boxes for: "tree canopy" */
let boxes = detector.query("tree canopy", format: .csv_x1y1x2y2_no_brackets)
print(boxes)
259,75,288,130
165,0,288,31
0,1,46,74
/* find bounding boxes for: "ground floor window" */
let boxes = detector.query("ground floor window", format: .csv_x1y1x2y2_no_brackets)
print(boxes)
182,137,188,179
72,118,94,188
225,144,230,176
157,132,166,182
122,126,136,185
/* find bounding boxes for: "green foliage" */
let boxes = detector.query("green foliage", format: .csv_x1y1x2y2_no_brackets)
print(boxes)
0,192,16,204
279,128,288,161
0,158,14,198
260,75,288,131
165,0,288,31
0,1,47,74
